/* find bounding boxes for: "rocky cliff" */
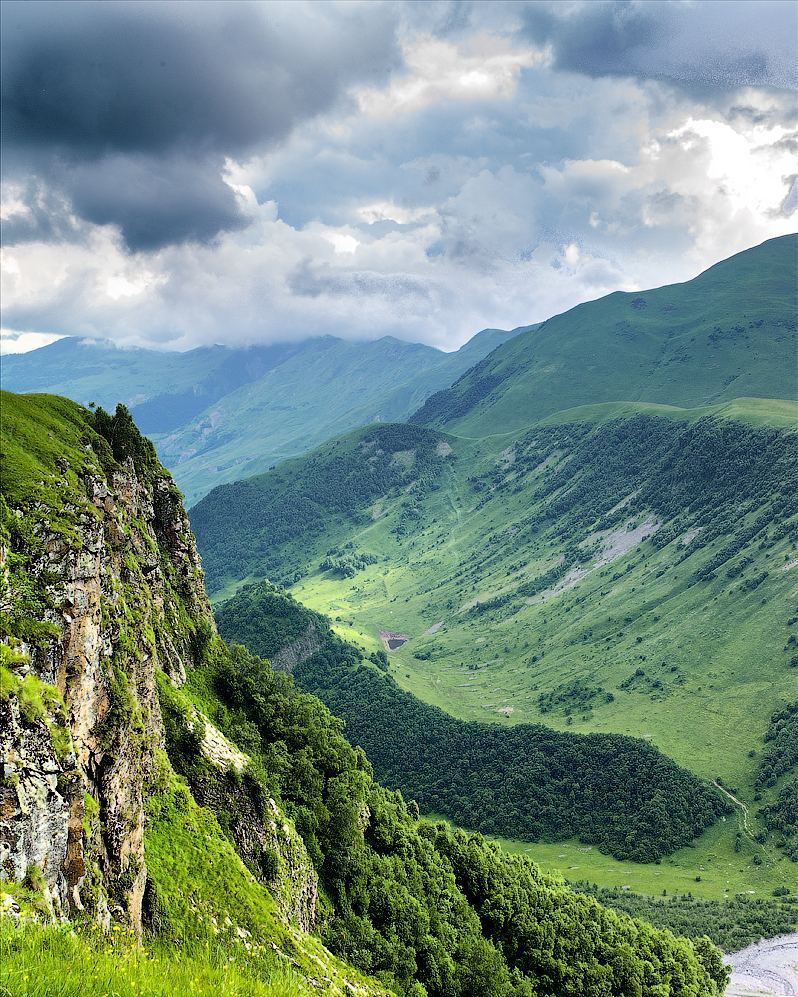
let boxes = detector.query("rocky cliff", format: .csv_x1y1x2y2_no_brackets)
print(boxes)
0,397,325,969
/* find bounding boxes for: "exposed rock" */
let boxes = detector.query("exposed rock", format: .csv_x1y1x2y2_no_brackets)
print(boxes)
1,454,214,937
0,697,76,920
197,712,248,773
189,710,319,932
270,621,325,674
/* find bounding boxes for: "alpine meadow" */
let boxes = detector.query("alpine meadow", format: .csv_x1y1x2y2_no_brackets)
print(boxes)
1,2,797,996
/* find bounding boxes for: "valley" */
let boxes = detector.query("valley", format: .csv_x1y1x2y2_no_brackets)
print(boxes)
3,5,795,992
191,237,798,921
197,405,797,803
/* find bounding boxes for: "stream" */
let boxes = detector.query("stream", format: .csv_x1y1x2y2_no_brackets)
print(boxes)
725,933,798,996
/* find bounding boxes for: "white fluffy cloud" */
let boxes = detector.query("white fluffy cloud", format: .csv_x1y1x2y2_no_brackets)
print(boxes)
1,2,795,352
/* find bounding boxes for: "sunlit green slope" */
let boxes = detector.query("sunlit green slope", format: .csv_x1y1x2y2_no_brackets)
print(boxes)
411,234,797,436
191,402,798,897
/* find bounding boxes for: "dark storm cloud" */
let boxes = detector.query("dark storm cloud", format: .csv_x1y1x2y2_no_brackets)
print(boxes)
66,155,250,252
520,0,797,93
1,0,400,250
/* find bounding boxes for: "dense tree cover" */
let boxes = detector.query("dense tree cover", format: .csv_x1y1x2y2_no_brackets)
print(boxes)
757,701,798,861
410,368,508,426
761,782,798,861
757,701,798,788
320,547,379,578
191,423,450,589
215,583,328,661
477,415,797,564
216,584,728,864
163,631,728,996
92,403,160,478
572,885,797,952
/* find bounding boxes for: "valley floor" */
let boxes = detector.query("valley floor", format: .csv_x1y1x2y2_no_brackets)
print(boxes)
488,823,792,902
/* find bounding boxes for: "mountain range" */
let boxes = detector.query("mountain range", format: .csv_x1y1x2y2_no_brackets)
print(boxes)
1,327,525,503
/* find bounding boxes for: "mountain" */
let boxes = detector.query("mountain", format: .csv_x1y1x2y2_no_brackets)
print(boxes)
215,581,797,952
411,234,797,436
1,327,525,504
0,391,731,995
190,409,797,903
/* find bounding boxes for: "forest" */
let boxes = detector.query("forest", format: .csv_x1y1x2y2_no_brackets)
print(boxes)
161,628,729,997
757,700,798,861
572,885,797,952
216,583,729,864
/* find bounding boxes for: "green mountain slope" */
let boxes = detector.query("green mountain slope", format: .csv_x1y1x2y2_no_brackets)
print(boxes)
190,405,798,901
214,581,797,950
0,391,730,996
411,234,797,436
158,331,524,503
1,328,522,504
215,582,729,864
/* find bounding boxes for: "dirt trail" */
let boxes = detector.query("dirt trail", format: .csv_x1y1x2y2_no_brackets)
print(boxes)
725,934,798,996
713,780,754,835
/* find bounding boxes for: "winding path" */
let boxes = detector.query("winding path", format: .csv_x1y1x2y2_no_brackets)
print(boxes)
725,934,798,996
712,780,753,835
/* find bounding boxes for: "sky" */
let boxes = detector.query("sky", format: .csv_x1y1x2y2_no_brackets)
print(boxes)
1,0,796,354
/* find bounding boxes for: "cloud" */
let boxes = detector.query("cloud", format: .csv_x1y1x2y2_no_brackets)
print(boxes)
520,0,797,93
0,329,65,355
1,1,795,356
1,0,400,249
356,33,544,118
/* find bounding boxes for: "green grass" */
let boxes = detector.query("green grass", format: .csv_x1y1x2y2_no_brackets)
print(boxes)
426,809,793,903
539,397,798,430
143,755,380,995
283,419,796,799
412,233,797,436
193,406,797,901
0,391,94,503
0,918,310,997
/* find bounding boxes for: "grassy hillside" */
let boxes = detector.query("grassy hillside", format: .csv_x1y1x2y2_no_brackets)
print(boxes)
411,234,797,436
191,404,798,903
1,329,521,504
216,582,730,864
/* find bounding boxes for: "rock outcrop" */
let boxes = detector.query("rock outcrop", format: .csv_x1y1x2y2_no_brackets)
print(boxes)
1,410,318,939
1,452,211,933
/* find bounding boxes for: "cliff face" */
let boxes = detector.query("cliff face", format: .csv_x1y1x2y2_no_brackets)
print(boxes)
0,398,317,941
2,447,208,928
